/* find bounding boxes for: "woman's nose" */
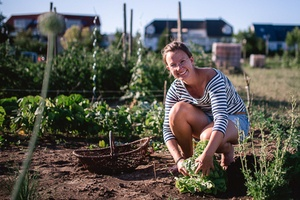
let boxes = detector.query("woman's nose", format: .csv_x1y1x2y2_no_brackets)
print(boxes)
175,63,183,70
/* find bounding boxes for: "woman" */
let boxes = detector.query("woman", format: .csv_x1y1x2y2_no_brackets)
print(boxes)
162,41,249,176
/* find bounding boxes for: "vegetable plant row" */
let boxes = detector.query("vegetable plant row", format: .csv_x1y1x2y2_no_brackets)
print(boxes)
0,94,164,140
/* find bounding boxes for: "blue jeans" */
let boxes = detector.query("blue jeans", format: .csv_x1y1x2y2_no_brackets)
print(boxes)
206,113,250,141
228,114,250,141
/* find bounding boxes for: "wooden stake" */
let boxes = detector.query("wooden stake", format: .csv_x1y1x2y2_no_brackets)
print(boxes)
163,80,167,105
177,1,182,42
123,3,127,67
244,72,252,122
153,161,157,180
129,9,133,57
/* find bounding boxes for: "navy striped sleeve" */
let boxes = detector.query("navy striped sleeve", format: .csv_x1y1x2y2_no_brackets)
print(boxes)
207,74,228,134
163,82,178,143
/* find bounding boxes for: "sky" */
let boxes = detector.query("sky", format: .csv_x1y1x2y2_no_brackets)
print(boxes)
1,0,300,36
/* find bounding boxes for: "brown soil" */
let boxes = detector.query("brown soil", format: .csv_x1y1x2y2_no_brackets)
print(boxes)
4,131,300,200
0,136,254,200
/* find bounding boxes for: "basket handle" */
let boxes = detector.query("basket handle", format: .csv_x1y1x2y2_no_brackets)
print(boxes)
109,131,115,157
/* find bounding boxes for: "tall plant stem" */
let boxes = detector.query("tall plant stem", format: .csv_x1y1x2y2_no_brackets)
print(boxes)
11,33,55,200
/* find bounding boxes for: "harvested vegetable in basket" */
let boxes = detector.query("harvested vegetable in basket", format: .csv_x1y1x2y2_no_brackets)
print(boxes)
175,140,227,194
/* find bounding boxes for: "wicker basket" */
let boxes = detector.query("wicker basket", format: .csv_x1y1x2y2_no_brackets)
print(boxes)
73,137,150,174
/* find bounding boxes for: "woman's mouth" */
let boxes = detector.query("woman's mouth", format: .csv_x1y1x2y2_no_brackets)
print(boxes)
178,69,187,76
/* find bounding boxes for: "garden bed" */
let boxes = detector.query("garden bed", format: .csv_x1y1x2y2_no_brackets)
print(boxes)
0,135,298,200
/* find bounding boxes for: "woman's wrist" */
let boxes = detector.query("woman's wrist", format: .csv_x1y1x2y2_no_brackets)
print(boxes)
175,157,184,165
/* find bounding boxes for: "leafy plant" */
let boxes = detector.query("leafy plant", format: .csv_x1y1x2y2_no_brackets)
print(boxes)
11,96,42,132
175,140,227,195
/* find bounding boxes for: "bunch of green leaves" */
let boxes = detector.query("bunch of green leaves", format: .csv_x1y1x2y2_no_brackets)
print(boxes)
175,140,227,195
0,97,18,130
95,100,164,140
142,101,164,139
11,95,42,132
46,94,95,136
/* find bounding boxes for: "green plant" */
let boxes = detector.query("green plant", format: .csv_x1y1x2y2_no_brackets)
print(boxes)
239,98,299,199
11,96,42,132
175,140,227,195
0,135,5,148
120,51,172,103
4,168,40,200
0,106,6,129
141,101,164,138
98,140,107,148
17,172,40,200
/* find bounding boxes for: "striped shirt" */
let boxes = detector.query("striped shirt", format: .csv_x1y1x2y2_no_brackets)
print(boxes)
163,68,246,143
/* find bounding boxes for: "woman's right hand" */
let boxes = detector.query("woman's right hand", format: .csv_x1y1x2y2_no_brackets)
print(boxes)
177,159,189,176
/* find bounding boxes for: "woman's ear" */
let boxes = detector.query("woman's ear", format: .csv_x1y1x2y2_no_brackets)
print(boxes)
166,65,170,70
190,56,194,64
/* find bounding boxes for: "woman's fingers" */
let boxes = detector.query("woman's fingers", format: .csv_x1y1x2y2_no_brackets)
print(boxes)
195,159,214,176
180,168,189,176
177,159,190,176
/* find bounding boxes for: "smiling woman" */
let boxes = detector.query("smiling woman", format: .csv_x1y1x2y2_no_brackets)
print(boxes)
161,41,249,178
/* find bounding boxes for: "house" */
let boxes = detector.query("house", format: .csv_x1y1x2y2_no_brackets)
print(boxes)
6,13,101,38
144,18,233,51
5,13,101,53
251,23,300,52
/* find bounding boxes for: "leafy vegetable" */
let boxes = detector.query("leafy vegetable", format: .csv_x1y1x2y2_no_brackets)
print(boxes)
175,140,227,194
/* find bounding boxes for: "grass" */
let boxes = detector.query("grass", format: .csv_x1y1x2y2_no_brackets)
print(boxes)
228,66,300,103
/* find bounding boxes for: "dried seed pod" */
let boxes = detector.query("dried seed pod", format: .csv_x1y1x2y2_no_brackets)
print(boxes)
38,12,65,36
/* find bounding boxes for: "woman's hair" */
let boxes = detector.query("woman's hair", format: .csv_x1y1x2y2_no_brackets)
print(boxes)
161,41,193,65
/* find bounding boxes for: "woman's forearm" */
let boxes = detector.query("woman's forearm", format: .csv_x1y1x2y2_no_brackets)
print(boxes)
203,130,223,157
166,139,184,162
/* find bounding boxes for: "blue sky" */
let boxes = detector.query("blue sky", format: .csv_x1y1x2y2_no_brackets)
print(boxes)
1,0,300,35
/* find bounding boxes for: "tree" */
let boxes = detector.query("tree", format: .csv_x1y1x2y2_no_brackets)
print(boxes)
0,10,10,43
285,27,300,60
157,28,172,53
234,28,265,57
60,25,103,50
13,29,47,54
60,25,81,49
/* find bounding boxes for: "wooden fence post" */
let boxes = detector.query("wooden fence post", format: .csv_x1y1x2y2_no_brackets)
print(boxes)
123,3,127,67
177,1,182,42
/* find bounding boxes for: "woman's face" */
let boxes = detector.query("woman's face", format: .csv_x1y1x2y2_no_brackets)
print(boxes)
165,49,194,81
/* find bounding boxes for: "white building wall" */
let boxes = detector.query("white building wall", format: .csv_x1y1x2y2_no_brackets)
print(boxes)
144,37,159,51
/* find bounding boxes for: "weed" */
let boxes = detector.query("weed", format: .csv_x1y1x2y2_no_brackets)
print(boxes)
3,165,40,200
239,97,299,199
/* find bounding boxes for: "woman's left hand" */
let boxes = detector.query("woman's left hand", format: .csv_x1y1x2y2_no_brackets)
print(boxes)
195,153,214,176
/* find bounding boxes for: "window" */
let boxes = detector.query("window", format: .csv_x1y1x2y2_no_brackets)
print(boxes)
14,19,31,29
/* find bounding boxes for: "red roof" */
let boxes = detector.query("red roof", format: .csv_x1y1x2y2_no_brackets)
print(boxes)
6,13,101,28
